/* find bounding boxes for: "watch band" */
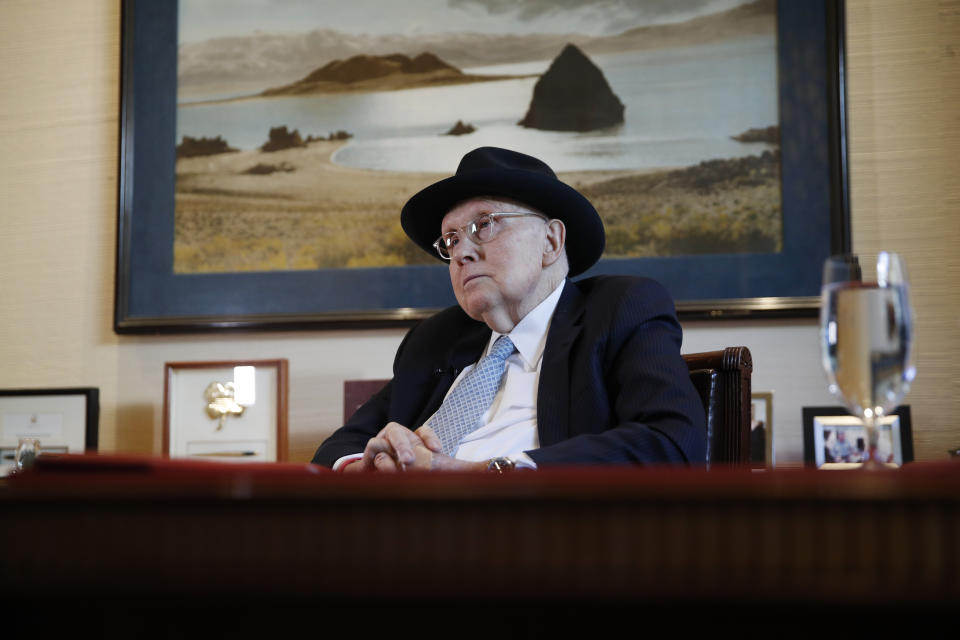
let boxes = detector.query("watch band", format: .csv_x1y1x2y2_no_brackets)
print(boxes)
486,457,516,473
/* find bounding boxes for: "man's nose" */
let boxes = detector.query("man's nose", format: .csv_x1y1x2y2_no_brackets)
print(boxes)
449,235,480,263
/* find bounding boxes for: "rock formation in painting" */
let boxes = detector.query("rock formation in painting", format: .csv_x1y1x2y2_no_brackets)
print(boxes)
261,52,529,96
303,52,458,84
444,120,476,136
518,44,624,132
261,126,306,152
731,125,780,145
175,135,238,158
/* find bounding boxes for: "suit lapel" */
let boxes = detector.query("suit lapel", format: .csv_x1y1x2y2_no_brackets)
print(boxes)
537,280,586,446
413,320,490,427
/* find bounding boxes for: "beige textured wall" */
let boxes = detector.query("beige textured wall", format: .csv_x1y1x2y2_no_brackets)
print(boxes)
0,2,122,441
0,0,956,464
845,0,960,457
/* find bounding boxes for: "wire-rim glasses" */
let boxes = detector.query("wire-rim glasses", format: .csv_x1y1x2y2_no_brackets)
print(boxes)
432,212,548,260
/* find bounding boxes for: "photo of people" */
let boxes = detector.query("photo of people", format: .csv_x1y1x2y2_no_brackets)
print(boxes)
811,414,907,468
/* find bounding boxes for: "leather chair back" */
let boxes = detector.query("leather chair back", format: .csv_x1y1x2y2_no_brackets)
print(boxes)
683,347,753,467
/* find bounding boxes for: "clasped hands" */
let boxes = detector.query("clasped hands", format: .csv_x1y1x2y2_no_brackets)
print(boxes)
344,422,486,472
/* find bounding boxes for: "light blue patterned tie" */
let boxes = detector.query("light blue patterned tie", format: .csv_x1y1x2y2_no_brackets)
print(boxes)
426,335,516,456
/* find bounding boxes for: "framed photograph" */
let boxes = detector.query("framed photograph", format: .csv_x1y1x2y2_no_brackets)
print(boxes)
163,360,289,462
802,405,914,469
0,388,99,476
115,0,849,332
750,391,774,468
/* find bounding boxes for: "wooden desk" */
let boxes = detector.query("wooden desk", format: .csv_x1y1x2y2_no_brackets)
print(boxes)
2,455,958,631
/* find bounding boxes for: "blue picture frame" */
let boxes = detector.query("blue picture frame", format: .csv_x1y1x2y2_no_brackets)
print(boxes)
115,0,850,332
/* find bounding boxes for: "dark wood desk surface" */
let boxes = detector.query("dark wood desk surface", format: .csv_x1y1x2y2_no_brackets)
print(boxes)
2,454,958,630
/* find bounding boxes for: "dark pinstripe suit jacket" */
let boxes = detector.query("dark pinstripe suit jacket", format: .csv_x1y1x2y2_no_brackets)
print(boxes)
311,275,706,467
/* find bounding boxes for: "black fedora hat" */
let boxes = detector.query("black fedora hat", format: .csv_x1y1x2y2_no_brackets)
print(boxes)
400,146,605,276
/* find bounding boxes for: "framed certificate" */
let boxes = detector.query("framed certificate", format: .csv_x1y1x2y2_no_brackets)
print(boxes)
0,388,99,476
163,360,289,462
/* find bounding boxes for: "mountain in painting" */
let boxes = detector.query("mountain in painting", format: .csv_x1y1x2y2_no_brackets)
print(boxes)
261,51,530,96
518,44,624,132
178,0,775,98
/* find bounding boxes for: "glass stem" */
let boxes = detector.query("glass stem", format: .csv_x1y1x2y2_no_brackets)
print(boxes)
862,415,880,468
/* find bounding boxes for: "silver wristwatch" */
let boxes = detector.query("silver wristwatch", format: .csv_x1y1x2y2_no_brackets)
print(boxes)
486,457,516,473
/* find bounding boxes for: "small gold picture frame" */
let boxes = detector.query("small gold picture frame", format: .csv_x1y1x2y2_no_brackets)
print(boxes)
750,391,774,468
163,360,288,462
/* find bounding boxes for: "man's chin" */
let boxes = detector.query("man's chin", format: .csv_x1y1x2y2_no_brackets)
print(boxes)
463,304,490,324
458,293,496,323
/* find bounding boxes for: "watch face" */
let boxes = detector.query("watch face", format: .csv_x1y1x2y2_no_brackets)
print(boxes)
488,457,515,473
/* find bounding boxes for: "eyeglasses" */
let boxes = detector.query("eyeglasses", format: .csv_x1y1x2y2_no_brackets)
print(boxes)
432,212,548,260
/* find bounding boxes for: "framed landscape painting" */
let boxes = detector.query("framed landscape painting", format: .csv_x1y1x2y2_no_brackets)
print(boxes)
115,0,850,332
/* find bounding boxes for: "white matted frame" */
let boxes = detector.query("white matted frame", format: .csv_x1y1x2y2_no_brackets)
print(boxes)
0,388,99,476
163,360,288,462
750,391,774,468
802,405,913,469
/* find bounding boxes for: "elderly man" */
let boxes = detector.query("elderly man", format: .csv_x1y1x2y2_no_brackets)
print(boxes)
312,146,705,472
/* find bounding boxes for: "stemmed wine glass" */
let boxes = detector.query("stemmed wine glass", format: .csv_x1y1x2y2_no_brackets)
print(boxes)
819,252,916,468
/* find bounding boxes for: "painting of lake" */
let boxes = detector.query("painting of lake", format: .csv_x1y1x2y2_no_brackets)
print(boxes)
174,0,781,274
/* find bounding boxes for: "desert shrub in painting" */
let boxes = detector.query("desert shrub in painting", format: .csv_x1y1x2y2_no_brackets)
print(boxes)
174,141,781,273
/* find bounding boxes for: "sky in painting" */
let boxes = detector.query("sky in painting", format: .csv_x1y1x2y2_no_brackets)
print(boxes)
179,0,755,42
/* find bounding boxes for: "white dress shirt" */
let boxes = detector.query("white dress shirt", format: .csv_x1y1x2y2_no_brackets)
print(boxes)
333,280,565,471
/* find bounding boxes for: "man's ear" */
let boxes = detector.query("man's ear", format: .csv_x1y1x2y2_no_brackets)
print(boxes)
542,219,566,267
